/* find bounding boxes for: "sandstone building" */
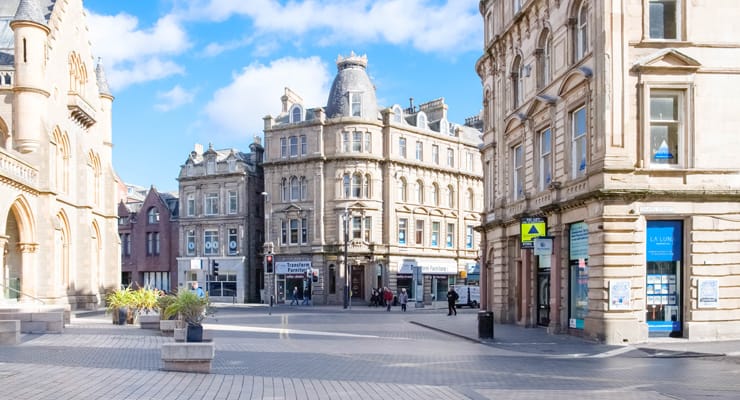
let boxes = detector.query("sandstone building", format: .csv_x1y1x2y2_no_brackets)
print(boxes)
0,0,120,309
176,142,264,303
262,53,483,306
477,0,740,343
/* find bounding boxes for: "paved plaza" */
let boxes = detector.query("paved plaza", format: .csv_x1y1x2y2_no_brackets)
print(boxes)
1,304,739,399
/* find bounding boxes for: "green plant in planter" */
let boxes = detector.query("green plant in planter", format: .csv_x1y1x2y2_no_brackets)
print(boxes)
156,294,177,320
163,290,213,342
106,286,134,325
163,290,211,326
132,287,160,316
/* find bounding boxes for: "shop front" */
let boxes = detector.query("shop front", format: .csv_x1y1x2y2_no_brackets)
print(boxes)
275,260,311,303
398,258,458,303
645,220,683,337
568,222,589,331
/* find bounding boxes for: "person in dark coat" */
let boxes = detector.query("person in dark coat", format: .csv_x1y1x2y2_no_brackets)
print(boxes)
447,287,459,316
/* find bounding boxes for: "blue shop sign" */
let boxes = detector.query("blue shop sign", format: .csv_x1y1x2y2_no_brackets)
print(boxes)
647,221,681,262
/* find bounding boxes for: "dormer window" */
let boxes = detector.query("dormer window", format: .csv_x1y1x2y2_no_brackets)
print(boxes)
349,92,362,117
417,112,427,129
206,158,216,174
290,105,303,123
392,105,403,123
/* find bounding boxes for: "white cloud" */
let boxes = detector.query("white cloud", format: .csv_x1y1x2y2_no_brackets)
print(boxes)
178,0,481,54
155,85,196,111
87,12,191,90
204,57,331,137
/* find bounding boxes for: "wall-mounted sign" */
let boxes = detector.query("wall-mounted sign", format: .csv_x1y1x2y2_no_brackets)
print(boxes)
534,237,553,256
276,261,312,275
609,279,631,310
698,278,719,308
520,217,546,249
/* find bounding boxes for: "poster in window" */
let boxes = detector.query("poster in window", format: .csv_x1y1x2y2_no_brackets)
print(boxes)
698,278,719,308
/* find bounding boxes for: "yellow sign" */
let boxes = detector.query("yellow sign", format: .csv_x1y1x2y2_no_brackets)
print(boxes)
520,217,546,248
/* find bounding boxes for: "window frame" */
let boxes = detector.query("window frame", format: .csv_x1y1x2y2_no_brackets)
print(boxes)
415,220,424,246
643,85,690,169
647,0,681,41
571,106,588,179
399,137,407,158
466,225,474,249
300,135,307,155
204,229,219,256
446,223,455,248
291,105,303,123
205,192,219,215
398,218,408,245
431,221,440,247
538,127,552,191
289,136,298,157
280,137,288,158
513,144,524,200
415,141,423,161
147,207,160,224
187,195,195,216
349,91,362,117
228,190,238,214
228,228,238,255
574,1,589,61
186,229,196,256
432,144,439,165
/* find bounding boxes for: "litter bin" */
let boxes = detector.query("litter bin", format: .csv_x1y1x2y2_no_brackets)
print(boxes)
478,311,494,339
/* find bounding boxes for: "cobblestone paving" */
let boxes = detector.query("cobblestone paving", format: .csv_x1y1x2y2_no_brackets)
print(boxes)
0,306,738,399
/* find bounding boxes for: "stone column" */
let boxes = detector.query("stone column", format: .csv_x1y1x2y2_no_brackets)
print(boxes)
0,235,8,299
17,242,38,301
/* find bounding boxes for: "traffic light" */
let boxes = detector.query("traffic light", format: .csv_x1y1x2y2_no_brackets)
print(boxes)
212,260,219,278
265,255,273,274
311,268,319,283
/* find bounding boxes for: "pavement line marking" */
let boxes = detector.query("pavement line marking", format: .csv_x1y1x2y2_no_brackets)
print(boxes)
586,346,633,358
203,323,381,338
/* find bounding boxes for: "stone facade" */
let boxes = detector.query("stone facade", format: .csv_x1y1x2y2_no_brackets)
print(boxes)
262,53,483,306
0,0,120,309
176,142,264,303
118,185,179,291
477,0,740,343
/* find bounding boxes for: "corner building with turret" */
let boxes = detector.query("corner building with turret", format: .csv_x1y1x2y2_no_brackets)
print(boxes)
0,0,121,309
262,53,483,306
477,0,740,343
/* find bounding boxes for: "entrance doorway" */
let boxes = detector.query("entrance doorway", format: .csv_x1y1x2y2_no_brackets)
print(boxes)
537,268,550,326
350,266,363,301
646,220,683,337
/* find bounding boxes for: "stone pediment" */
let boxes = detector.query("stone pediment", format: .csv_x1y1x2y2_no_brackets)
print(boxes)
279,204,304,215
632,49,701,73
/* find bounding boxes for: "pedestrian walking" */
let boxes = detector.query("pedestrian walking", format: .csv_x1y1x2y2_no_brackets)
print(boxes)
191,281,205,298
383,287,393,312
447,287,459,316
398,288,408,312
290,286,299,305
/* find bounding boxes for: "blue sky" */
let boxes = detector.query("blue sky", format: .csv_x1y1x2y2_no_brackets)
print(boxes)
84,0,484,193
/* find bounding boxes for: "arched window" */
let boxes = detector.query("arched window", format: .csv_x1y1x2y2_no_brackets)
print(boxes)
300,177,308,200
537,29,552,88
512,55,523,109
392,105,403,123
363,174,371,198
417,112,428,129
398,178,407,202
343,174,351,198
281,178,288,201
447,185,455,208
290,176,300,201
574,1,589,61
352,173,362,198
147,207,160,224
432,183,439,206
291,105,303,123
416,180,424,204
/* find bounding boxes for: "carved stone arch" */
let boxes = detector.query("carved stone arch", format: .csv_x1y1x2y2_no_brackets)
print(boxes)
557,69,590,97
7,196,35,245
54,209,71,290
504,115,525,133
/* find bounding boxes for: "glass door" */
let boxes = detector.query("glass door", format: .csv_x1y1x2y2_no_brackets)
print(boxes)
646,220,683,337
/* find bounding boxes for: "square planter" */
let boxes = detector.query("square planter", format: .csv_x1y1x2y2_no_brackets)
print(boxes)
161,342,215,373
139,314,160,330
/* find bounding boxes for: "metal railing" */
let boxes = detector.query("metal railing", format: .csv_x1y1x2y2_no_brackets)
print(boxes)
0,281,46,305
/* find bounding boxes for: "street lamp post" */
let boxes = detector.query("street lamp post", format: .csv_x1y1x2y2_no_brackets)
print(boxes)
261,192,274,315
343,208,350,309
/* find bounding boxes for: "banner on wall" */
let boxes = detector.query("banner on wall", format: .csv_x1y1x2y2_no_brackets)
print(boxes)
520,217,547,249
